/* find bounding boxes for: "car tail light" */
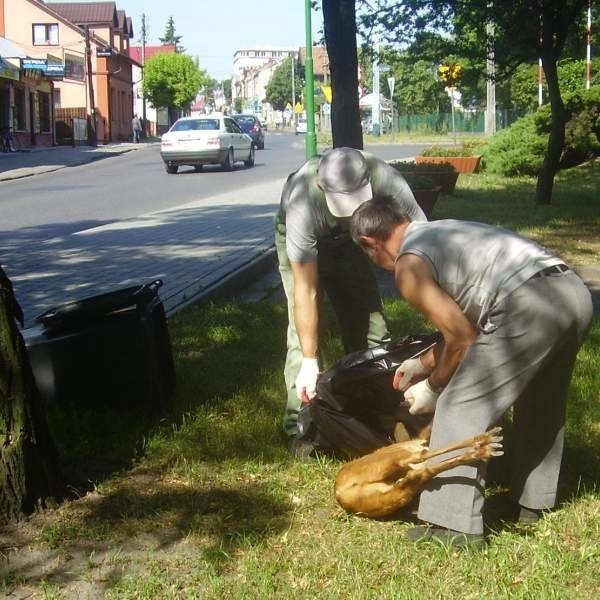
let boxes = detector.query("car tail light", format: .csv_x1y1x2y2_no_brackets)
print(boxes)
161,140,172,147
206,137,220,146
252,124,259,132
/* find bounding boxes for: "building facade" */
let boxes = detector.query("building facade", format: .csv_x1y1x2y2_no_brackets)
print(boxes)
1,0,139,145
232,46,296,105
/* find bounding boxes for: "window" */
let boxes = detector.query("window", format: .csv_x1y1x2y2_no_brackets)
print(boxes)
64,53,84,81
39,93,51,132
14,87,26,130
33,23,59,45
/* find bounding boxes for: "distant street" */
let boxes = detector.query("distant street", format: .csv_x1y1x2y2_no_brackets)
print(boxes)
0,133,426,325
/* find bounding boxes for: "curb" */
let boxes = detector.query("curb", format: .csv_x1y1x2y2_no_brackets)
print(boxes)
0,147,138,182
165,246,278,315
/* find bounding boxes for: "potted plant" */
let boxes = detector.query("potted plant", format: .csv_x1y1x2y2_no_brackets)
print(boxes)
389,160,460,195
416,140,484,173
405,174,441,219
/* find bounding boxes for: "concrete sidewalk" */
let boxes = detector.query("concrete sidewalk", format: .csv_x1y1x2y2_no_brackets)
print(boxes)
0,141,157,182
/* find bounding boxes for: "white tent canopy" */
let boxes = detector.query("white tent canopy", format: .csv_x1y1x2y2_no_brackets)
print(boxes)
359,93,391,110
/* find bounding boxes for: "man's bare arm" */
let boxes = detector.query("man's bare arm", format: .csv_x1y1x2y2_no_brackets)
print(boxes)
395,253,478,391
291,260,320,359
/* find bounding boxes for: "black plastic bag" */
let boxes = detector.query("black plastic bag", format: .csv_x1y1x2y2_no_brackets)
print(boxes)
297,332,441,457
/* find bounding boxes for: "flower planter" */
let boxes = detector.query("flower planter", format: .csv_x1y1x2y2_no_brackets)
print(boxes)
402,170,459,195
416,155,481,174
411,186,441,219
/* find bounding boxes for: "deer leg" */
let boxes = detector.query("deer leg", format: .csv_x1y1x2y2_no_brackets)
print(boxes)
395,440,503,492
415,427,503,464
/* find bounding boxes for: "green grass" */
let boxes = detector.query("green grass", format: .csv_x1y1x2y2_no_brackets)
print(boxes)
2,164,599,598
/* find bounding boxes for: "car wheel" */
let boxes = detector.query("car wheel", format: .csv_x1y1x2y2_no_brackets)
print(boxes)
194,165,203,172
244,145,255,167
222,147,234,171
165,164,178,174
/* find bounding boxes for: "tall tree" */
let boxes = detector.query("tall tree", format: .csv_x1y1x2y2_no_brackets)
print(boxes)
0,267,65,522
265,57,302,111
159,15,184,52
323,0,363,149
358,0,589,204
143,53,207,110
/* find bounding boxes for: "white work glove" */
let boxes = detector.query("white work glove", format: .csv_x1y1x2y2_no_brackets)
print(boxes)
393,357,432,392
295,357,320,403
404,379,440,415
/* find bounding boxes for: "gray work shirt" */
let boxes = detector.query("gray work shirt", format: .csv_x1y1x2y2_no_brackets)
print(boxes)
277,152,426,263
398,220,565,332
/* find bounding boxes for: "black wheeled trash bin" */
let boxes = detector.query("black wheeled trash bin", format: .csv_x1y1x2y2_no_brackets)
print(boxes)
23,279,176,412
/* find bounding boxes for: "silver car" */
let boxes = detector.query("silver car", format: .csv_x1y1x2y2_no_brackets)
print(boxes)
160,115,255,174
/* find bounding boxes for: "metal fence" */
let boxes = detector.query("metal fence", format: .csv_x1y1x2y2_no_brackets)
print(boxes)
394,109,522,134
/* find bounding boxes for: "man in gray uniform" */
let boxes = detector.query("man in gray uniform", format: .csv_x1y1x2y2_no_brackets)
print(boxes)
275,148,426,447
350,196,593,548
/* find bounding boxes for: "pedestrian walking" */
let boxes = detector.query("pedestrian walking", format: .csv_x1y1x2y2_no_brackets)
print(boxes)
132,114,142,143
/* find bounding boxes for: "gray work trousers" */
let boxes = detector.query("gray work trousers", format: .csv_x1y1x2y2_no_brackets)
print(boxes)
275,224,390,438
418,269,593,534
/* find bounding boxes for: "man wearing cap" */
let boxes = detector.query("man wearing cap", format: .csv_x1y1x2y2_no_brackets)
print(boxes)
275,147,427,448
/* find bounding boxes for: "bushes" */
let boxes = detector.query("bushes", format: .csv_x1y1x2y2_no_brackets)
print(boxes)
482,86,600,176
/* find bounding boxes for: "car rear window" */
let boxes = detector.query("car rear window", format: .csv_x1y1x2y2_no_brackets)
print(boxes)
234,116,255,124
171,119,219,131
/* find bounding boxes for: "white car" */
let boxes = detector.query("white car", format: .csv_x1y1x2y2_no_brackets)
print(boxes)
160,115,255,174
295,117,307,135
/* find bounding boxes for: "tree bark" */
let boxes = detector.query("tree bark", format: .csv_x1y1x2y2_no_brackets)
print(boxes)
323,0,363,149
535,53,566,205
0,266,64,523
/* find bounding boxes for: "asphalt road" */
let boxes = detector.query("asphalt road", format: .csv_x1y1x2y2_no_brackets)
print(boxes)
0,134,425,233
0,133,426,325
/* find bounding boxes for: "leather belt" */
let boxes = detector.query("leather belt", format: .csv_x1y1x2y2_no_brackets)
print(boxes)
531,264,569,278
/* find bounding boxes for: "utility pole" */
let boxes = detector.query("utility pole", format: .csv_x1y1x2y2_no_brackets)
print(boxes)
141,13,147,138
304,0,316,159
372,38,381,136
84,25,97,146
291,53,296,126
485,1,496,136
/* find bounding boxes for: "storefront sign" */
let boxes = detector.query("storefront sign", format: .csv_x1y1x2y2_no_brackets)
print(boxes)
44,63,65,77
21,58,47,70
0,58,20,81
96,47,112,57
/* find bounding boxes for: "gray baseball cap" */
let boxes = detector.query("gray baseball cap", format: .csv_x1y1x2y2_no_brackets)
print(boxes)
318,148,373,217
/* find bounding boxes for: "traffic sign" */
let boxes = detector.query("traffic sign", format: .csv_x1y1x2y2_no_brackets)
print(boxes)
379,64,391,73
387,77,395,97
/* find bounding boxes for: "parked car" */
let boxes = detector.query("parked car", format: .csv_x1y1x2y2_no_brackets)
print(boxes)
160,115,255,174
295,117,307,135
231,114,265,149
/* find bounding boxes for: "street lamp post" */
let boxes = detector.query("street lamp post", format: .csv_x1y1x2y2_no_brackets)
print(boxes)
304,0,317,159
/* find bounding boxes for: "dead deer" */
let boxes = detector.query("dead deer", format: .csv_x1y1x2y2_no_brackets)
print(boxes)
334,427,503,518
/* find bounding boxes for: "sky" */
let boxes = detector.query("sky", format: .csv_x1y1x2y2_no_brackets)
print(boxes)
78,0,325,81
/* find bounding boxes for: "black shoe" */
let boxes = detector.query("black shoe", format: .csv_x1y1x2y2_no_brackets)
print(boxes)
406,524,486,550
288,438,317,461
518,506,542,524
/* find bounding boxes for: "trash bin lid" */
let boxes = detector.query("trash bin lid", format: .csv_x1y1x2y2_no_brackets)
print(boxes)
36,279,163,331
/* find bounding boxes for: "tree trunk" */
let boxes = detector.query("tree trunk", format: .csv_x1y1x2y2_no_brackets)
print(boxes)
535,54,566,205
0,266,64,523
323,0,363,149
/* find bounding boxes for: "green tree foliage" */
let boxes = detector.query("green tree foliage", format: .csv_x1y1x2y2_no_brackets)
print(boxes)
159,15,184,52
265,57,302,111
482,86,600,175
357,0,590,204
143,53,206,109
